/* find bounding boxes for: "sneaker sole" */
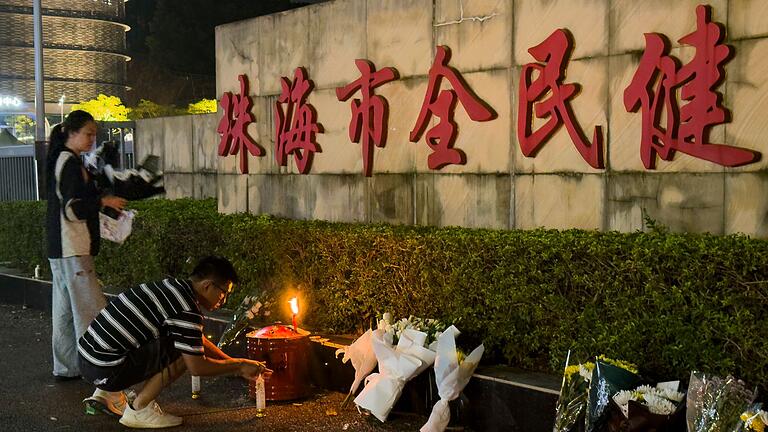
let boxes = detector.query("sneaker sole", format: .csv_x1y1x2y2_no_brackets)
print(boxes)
83,398,122,417
119,417,183,429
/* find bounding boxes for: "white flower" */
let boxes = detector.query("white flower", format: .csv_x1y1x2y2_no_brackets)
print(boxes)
656,387,685,403
613,390,636,418
644,394,676,415
245,310,254,320
635,385,655,395
579,364,593,382
243,296,251,305
382,312,392,323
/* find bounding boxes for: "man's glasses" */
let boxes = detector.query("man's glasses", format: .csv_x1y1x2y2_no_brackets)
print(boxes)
212,280,234,306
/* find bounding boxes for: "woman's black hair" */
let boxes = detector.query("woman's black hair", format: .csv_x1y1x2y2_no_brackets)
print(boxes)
46,109,95,175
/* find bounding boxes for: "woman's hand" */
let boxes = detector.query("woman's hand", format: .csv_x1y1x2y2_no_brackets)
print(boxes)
101,195,127,211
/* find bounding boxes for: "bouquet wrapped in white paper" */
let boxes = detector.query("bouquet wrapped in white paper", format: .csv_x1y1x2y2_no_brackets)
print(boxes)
335,329,377,407
99,209,136,244
420,325,484,432
354,327,437,422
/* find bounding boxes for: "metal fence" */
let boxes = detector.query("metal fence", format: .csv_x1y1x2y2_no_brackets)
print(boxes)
0,144,36,201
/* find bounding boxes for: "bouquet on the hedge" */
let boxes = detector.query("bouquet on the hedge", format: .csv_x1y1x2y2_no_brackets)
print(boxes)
608,381,686,431
686,371,756,432
217,294,273,349
553,353,639,432
354,313,445,422
737,404,767,432
420,325,484,432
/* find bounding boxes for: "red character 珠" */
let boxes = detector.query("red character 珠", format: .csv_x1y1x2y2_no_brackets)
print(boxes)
410,46,496,170
624,5,760,169
274,67,323,174
518,29,604,169
336,60,398,177
217,74,264,174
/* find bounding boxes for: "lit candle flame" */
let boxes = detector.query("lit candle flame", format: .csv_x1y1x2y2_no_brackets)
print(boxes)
289,297,299,315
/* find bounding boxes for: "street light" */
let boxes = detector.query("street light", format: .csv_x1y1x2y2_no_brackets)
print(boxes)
58,94,66,123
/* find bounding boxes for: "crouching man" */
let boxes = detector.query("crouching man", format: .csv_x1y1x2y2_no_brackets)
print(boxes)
77,256,271,428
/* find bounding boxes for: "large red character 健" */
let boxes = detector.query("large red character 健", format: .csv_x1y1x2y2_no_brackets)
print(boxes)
336,60,398,177
518,29,604,169
410,46,496,170
624,5,760,169
217,74,264,174
274,67,323,174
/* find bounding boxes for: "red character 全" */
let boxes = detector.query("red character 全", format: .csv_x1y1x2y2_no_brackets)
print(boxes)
217,74,264,174
336,60,398,177
274,67,323,174
410,46,496,170
518,29,604,169
624,5,760,169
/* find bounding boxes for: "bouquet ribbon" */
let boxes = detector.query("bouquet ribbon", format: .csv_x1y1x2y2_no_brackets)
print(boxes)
354,328,436,422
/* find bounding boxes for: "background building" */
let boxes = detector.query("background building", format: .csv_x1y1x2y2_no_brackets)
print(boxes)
0,0,129,142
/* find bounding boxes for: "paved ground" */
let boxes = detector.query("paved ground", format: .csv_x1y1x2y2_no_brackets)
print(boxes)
0,303,431,432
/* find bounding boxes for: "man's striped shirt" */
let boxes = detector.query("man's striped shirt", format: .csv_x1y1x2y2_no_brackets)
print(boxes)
78,278,204,367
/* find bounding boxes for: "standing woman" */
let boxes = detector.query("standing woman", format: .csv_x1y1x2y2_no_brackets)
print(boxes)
46,110,128,413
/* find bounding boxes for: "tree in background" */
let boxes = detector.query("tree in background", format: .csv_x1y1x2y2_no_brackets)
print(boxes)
128,99,182,119
70,94,131,121
187,98,218,114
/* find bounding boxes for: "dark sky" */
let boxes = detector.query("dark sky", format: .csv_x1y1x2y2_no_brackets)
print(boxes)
123,0,302,105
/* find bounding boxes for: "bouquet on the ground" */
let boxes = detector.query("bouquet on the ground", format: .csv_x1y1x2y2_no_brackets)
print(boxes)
553,353,639,432
686,372,756,432
217,294,273,349
335,328,377,408
354,313,445,422
586,357,641,432
737,404,767,432
608,381,686,431
419,325,484,432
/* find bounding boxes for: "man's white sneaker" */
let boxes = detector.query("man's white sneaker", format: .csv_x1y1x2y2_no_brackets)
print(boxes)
83,389,128,416
119,401,183,429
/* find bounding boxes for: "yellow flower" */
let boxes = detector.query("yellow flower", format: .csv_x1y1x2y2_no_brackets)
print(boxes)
596,355,638,374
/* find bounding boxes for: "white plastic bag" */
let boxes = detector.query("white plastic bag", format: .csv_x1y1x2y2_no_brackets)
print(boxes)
99,210,135,244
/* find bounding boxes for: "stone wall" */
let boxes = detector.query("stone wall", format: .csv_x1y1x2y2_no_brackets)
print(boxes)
171,0,767,237
135,114,219,200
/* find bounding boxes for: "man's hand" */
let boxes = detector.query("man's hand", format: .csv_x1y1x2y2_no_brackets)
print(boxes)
239,359,273,381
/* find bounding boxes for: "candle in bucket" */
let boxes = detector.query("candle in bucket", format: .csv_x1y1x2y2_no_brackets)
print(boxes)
289,297,299,332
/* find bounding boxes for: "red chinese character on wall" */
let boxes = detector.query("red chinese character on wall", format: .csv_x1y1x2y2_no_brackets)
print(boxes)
274,67,323,174
624,5,760,169
217,74,264,174
336,60,398,177
410,46,496,170
518,29,604,169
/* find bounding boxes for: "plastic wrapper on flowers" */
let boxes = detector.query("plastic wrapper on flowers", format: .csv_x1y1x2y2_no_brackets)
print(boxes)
354,327,437,422
553,352,590,432
420,325,484,432
736,404,766,432
686,371,756,432
586,359,642,432
335,329,377,408
217,295,272,349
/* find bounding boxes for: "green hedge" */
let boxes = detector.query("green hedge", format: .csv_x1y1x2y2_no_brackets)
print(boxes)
1,198,766,393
